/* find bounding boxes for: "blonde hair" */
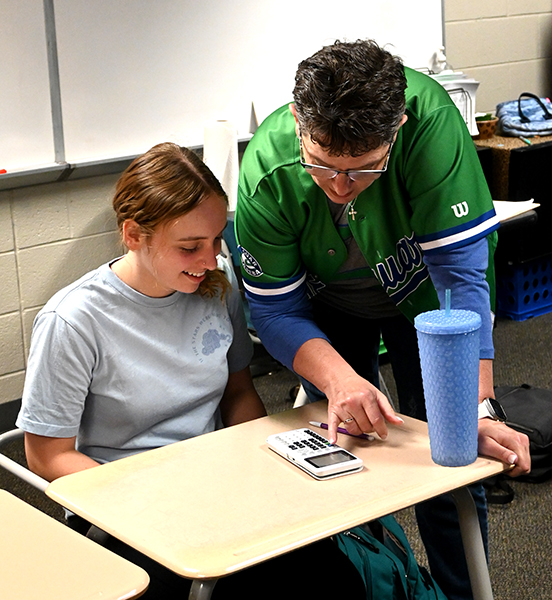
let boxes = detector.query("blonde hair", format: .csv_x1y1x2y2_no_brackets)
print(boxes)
113,142,230,298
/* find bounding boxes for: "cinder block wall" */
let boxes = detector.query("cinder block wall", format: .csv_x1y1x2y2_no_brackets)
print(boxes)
0,176,123,406
445,0,552,113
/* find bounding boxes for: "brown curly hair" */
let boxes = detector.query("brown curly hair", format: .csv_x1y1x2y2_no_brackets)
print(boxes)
293,40,407,156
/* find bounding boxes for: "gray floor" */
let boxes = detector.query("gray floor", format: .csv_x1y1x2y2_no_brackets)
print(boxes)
1,313,551,599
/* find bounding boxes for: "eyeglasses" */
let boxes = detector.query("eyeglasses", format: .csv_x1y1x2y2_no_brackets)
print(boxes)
299,135,393,182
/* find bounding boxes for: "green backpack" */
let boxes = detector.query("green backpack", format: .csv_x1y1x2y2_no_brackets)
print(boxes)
335,515,448,600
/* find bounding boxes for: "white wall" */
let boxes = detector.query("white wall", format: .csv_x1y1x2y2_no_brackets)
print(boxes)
444,0,552,113
4,0,443,171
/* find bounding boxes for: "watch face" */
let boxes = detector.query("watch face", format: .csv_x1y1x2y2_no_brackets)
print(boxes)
488,398,508,421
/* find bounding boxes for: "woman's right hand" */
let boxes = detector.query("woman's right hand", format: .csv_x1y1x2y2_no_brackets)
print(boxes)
325,370,404,444
293,338,404,444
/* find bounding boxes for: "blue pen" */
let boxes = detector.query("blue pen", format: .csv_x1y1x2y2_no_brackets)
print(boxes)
309,421,374,441
519,136,532,145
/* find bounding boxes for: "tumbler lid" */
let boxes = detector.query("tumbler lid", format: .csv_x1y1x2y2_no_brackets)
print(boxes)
414,308,481,335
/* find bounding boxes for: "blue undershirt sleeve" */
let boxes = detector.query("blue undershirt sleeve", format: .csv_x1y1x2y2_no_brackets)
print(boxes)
245,283,330,371
423,237,494,359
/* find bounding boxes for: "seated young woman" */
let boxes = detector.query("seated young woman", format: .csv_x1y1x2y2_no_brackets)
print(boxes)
16,142,365,599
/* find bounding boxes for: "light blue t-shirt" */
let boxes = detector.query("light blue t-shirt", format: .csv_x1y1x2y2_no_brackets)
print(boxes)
17,256,253,464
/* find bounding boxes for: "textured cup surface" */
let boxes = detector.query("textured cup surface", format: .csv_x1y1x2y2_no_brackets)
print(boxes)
414,309,481,467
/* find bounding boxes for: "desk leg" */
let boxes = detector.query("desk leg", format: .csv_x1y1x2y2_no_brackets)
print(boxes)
189,579,218,600
451,487,494,600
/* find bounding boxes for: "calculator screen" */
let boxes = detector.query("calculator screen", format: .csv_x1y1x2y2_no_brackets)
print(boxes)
305,450,357,469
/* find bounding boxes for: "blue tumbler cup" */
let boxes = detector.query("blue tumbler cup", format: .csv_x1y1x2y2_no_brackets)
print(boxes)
414,308,481,467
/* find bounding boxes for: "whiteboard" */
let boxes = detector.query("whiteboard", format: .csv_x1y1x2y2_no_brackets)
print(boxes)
1,0,55,171
3,0,443,171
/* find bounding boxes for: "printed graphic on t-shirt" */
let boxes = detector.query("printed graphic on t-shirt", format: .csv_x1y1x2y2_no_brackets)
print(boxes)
191,313,232,363
202,329,232,356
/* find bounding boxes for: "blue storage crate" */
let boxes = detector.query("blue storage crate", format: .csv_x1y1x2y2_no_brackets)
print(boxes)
496,255,552,321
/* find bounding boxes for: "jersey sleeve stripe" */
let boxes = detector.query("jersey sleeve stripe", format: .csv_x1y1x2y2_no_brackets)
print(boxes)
418,215,500,253
417,209,498,243
242,272,307,297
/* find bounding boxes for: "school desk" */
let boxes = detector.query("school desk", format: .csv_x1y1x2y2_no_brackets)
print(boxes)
0,489,149,600
46,401,507,600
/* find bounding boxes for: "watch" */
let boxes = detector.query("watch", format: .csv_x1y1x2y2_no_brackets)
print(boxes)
478,397,507,422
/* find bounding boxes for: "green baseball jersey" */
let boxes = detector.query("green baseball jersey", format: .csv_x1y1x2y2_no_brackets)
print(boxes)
235,67,498,367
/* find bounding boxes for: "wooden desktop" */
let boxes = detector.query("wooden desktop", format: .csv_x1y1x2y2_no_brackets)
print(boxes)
0,489,149,600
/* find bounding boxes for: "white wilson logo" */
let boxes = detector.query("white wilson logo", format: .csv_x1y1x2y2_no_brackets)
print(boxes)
451,202,469,218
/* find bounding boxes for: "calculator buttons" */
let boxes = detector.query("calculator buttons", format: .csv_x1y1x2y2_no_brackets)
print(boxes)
275,429,333,458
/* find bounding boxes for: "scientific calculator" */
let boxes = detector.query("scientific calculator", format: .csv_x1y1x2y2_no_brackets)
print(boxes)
266,428,364,480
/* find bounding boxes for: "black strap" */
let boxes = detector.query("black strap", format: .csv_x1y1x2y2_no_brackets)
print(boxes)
518,92,552,123
483,475,515,504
